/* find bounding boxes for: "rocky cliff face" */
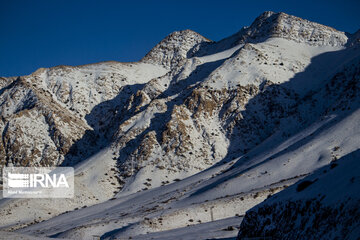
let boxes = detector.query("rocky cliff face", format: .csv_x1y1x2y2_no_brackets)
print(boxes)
0,75,89,167
0,62,168,167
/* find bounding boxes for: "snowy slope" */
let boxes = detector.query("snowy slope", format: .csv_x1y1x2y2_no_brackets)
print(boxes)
11,62,360,238
12,106,360,239
237,150,360,239
0,11,359,240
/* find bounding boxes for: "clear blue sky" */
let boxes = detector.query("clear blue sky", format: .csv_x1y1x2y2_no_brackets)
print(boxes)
1,0,359,77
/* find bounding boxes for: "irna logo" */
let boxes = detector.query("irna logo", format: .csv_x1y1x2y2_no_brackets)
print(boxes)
8,172,69,188
3,167,74,198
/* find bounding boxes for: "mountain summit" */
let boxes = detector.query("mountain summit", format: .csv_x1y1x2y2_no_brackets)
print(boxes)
142,29,211,68
242,11,348,46
141,11,349,66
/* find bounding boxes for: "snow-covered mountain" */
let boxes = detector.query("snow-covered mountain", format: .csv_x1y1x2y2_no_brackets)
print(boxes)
0,11,359,240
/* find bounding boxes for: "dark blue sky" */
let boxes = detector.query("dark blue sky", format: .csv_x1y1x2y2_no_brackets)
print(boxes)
1,0,359,77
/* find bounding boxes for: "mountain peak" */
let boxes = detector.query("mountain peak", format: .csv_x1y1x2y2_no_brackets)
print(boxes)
190,11,349,58
141,29,211,68
253,10,277,21
242,11,348,46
